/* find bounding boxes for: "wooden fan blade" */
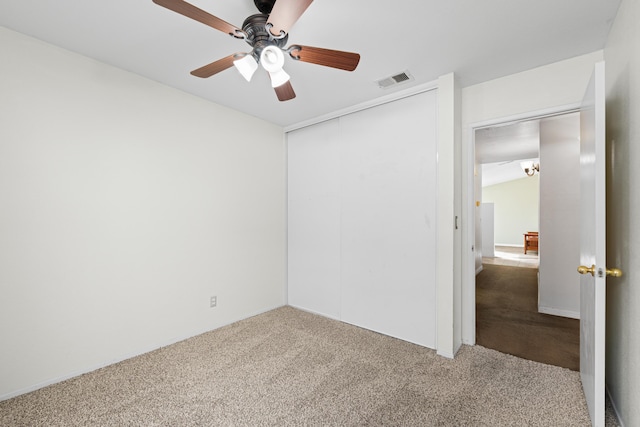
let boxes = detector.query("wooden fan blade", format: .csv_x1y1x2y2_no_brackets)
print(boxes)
153,0,243,37
191,54,242,78
267,0,313,37
287,45,360,71
274,81,296,101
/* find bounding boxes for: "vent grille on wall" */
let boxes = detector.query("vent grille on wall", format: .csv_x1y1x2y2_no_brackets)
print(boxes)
376,71,414,89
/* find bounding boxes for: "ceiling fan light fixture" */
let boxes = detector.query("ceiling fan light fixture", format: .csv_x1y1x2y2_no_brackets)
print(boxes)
268,68,291,88
153,0,361,101
260,45,285,73
233,55,258,82
260,45,290,87
520,161,540,176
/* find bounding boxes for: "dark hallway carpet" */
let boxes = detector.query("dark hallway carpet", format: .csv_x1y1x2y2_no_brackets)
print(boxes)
476,264,580,371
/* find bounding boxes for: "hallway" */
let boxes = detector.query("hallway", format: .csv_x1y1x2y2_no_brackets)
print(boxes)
482,245,539,269
476,248,579,371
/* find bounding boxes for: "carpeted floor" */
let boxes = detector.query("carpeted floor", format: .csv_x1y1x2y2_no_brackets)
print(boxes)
476,263,580,371
1,306,614,426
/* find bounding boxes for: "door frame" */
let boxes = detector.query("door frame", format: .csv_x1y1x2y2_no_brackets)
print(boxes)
461,103,582,345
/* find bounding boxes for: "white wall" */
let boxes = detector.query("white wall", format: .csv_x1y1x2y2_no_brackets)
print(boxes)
0,27,286,400
538,114,581,319
461,50,604,344
480,203,495,258
482,176,539,246
288,91,438,349
604,0,640,424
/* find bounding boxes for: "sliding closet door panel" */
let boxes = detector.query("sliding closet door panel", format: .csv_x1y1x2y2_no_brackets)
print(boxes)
287,119,341,318
287,91,438,346
339,91,438,348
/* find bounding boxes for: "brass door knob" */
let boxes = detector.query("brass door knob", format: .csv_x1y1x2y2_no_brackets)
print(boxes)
606,268,623,277
578,265,596,276
577,265,623,277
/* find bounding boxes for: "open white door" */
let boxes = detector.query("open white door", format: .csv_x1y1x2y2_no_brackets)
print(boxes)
578,61,619,427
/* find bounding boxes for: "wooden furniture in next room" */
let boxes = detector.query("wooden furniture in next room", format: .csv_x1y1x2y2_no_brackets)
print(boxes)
524,232,539,254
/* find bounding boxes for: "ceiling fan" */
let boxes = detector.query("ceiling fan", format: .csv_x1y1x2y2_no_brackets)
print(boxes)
152,0,361,101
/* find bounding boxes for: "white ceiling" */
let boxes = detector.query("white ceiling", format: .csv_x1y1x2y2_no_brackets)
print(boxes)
478,112,580,187
0,0,620,127
481,158,539,187
476,120,540,164
477,120,540,187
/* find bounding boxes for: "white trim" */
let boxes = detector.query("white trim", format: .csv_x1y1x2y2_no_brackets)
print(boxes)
435,73,460,359
470,103,581,131
538,306,580,319
437,350,456,359
462,102,584,346
283,133,289,305
284,80,438,132
605,385,625,427
287,304,342,322
462,119,477,345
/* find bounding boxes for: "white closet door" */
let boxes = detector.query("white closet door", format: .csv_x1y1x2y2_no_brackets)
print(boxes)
339,91,437,348
287,90,438,348
287,119,341,318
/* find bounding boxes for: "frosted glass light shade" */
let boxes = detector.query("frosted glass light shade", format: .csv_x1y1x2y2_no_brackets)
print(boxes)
233,55,258,82
260,46,290,87
260,46,285,72
268,69,291,88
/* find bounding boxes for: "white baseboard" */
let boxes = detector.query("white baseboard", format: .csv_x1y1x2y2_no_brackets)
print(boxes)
606,385,625,427
538,306,580,319
476,265,484,275
437,349,456,359
287,304,341,322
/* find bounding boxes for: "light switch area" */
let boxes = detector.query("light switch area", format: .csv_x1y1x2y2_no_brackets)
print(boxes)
210,296,217,308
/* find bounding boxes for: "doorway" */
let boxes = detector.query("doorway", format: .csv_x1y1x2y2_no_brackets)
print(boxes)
472,112,581,370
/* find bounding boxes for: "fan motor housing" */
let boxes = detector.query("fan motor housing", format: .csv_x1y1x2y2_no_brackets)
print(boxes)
254,0,276,14
242,14,288,60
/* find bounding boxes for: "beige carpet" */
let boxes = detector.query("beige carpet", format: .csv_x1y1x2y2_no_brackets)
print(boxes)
0,306,617,426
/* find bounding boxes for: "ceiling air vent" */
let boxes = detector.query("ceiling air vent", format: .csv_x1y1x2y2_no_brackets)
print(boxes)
376,70,414,89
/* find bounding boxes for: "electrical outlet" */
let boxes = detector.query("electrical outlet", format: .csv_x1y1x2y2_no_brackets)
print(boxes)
210,296,217,308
